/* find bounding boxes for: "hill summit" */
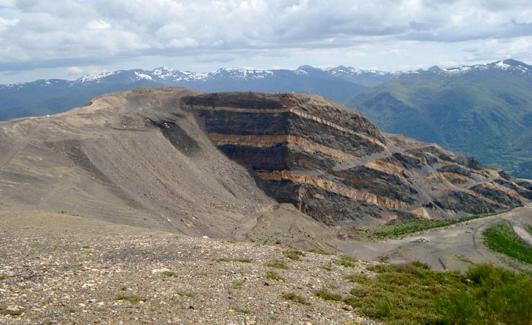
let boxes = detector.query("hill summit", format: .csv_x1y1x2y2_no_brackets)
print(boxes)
0,88,529,238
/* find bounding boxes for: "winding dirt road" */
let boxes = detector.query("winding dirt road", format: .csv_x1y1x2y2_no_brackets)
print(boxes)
337,205,532,271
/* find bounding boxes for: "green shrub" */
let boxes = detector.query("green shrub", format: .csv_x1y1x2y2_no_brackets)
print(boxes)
355,216,483,239
342,262,531,324
315,289,343,301
337,255,357,267
344,273,369,283
483,222,532,264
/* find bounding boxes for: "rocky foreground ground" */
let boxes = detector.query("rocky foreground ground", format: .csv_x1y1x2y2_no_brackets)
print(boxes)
0,211,375,325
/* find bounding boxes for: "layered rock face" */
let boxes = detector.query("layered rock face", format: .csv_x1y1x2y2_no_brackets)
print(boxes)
0,88,529,234
183,92,531,225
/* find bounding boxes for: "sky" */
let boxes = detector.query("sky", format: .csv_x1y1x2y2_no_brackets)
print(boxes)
0,0,531,83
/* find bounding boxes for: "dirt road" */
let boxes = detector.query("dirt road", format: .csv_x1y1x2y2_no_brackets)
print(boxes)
337,205,532,271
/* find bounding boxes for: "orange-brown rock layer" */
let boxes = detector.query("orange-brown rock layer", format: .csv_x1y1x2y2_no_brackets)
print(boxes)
183,92,531,225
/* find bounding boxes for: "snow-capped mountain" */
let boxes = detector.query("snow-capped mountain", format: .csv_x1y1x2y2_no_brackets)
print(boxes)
411,59,532,76
0,59,529,122
71,65,390,86
0,65,386,120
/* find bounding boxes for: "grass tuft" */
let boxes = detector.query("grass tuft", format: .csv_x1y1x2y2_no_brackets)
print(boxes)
344,273,369,283
266,271,284,282
230,280,244,289
114,294,145,303
337,255,357,267
308,248,333,255
281,292,310,305
265,259,288,269
215,257,253,263
483,222,532,264
161,271,177,277
283,249,305,261
0,304,24,317
230,306,251,314
176,290,193,298
315,289,343,301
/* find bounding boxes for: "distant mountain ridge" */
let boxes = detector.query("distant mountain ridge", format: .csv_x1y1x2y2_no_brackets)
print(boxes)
0,65,394,121
2,59,532,178
350,59,532,179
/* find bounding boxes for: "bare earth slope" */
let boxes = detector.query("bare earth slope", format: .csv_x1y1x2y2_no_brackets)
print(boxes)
0,210,374,325
0,88,273,238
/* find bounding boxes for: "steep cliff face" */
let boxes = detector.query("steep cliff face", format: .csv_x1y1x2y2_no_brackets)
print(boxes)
183,92,531,226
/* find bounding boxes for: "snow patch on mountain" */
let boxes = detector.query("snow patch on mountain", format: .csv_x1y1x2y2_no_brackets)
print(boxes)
78,71,118,83
326,65,389,76
134,72,153,81
208,68,274,80
439,60,531,75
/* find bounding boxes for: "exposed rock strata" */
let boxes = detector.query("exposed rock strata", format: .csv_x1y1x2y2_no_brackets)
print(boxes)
184,92,531,225
0,88,529,232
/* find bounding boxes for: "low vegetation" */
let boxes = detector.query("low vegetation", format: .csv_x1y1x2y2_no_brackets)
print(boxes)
230,306,251,315
265,259,288,269
336,255,357,267
315,289,342,302
308,248,333,255
215,257,252,263
353,213,495,239
229,280,244,289
266,271,284,282
283,249,305,261
175,290,193,298
161,271,177,277
0,304,24,317
113,294,145,303
281,292,310,305
321,263,333,271
337,262,531,324
483,222,532,264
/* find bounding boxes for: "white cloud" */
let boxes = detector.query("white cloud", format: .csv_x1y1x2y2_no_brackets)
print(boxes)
86,19,111,30
66,66,82,73
0,17,18,31
0,0,531,82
